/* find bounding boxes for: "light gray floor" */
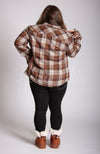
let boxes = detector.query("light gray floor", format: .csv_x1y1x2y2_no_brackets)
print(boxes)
0,116,99,154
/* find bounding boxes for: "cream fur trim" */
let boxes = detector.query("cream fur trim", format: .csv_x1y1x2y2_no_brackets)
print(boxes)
50,128,62,136
34,129,48,137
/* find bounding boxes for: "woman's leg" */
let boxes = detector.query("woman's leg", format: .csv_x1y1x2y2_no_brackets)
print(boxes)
48,82,68,131
29,78,49,132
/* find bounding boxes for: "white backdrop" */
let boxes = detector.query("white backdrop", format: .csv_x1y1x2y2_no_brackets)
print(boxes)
0,0,100,153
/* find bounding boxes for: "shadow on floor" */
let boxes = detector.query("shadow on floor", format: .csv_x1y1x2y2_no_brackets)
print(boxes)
0,116,36,146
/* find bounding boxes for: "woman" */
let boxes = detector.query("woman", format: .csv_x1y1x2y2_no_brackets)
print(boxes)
14,5,82,149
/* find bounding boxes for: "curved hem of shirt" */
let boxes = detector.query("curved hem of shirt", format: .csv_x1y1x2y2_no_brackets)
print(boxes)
24,70,69,87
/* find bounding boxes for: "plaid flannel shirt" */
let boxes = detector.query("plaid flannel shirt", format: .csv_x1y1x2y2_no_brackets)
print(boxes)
14,22,82,87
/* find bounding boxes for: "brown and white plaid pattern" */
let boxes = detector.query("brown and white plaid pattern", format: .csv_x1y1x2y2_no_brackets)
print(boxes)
14,22,82,87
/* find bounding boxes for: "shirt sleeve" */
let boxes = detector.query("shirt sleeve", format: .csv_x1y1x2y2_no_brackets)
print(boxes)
66,29,82,58
14,26,32,64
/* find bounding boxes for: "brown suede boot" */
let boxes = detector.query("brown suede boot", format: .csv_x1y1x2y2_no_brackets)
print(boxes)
35,136,46,149
50,135,60,148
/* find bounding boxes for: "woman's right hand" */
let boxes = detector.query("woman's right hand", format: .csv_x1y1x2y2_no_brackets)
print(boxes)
68,29,76,34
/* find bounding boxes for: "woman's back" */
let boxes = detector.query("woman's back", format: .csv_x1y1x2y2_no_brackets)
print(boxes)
14,22,82,87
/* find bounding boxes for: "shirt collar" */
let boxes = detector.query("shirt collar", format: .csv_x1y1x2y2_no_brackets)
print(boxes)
43,22,61,29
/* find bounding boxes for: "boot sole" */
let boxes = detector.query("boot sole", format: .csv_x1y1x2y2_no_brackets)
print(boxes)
50,144,60,148
35,143,46,149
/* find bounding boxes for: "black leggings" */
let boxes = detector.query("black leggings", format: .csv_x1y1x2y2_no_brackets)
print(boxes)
29,78,68,132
